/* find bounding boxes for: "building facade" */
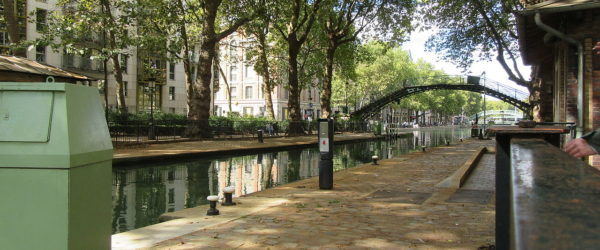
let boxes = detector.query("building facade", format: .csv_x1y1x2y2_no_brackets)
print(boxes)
517,0,600,164
214,33,321,120
0,0,320,120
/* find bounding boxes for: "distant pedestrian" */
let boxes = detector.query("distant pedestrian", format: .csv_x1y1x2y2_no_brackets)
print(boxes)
266,123,274,136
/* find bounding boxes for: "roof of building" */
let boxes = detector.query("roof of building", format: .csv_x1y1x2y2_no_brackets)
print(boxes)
520,0,600,15
0,55,94,81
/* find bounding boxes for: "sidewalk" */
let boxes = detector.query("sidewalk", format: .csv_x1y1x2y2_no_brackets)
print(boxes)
113,138,496,249
113,133,384,165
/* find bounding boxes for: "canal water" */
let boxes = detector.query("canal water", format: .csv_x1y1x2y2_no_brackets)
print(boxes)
112,127,470,233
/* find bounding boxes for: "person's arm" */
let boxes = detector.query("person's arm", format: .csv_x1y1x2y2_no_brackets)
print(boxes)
581,130,600,153
565,130,600,157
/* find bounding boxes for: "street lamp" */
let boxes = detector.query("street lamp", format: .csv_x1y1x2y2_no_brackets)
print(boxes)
345,81,349,114
482,72,487,127
148,78,156,140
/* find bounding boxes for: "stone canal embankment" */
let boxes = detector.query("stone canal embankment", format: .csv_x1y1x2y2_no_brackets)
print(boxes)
113,132,389,165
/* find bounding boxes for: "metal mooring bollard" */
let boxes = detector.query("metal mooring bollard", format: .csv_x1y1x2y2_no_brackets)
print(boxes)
206,195,220,216
372,155,379,165
222,186,236,206
257,129,264,143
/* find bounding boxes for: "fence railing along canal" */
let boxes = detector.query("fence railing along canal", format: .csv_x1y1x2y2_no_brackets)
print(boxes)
490,125,600,249
108,119,372,147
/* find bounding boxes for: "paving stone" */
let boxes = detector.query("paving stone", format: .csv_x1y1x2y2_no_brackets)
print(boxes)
148,138,496,249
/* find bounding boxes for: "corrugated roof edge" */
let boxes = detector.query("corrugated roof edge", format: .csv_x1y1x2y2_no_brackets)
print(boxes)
519,0,600,15
0,55,96,81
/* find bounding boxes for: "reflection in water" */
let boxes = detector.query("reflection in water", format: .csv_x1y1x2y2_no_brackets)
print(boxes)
111,128,469,233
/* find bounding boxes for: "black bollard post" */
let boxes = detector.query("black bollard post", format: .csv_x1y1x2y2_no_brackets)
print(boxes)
257,129,264,143
372,155,379,165
318,118,334,189
222,186,236,206
206,195,220,216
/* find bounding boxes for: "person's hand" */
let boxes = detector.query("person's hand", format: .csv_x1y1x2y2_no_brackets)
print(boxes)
565,138,597,157
594,42,600,55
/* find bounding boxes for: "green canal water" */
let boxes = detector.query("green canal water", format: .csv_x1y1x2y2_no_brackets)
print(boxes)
112,127,470,233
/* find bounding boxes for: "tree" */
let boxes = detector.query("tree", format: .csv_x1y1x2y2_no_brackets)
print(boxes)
0,0,26,56
272,0,323,135
422,0,528,87
184,0,257,137
244,1,277,119
37,0,136,115
319,0,416,118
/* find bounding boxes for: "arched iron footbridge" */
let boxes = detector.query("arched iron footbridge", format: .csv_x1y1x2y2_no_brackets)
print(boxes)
350,75,531,119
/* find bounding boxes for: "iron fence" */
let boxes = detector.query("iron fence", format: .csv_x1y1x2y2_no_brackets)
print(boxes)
108,119,372,147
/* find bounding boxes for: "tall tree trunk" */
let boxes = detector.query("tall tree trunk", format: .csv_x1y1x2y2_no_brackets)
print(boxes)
110,53,127,115
257,33,275,120
217,63,233,113
320,44,336,118
287,37,304,135
185,0,250,137
101,0,127,116
2,0,25,56
187,38,216,138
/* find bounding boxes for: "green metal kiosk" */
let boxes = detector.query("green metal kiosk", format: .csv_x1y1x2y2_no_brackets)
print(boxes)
0,82,113,249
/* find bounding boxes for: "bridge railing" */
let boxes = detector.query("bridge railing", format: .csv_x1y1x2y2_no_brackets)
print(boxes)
479,78,529,101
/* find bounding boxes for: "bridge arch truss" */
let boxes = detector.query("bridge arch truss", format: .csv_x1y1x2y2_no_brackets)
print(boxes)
350,84,531,120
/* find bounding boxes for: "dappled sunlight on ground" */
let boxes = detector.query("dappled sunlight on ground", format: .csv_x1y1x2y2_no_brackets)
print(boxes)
136,139,497,249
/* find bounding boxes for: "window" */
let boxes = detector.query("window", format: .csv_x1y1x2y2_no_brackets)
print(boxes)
36,9,47,32
245,86,253,99
230,87,237,99
0,32,9,45
230,65,237,82
243,107,253,116
168,188,175,204
169,86,175,100
123,81,128,96
229,41,237,58
169,107,175,113
283,88,289,99
282,108,289,120
35,46,46,63
245,64,251,78
169,63,175,80
120,55,128,73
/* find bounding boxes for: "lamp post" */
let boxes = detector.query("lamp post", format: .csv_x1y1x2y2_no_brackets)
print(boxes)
148,78,156,140
482,72,487,127
345,81,349,114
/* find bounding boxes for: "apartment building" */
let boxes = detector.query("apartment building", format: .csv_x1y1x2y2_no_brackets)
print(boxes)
215,33,321,120
0,0,320,120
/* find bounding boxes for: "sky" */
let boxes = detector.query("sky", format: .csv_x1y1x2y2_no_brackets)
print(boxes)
401,30,531,93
